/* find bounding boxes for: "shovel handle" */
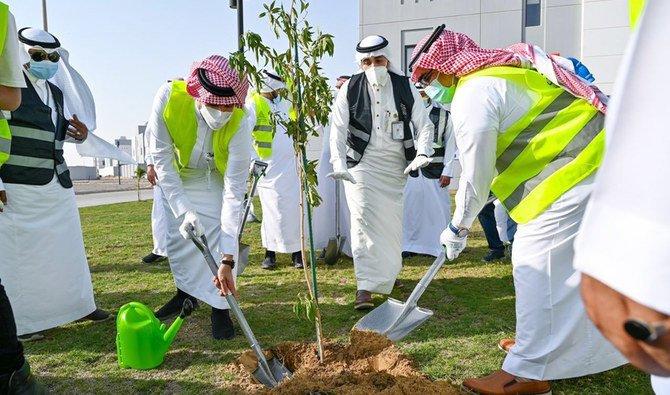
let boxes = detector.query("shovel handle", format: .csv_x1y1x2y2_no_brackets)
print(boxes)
187,227,275,384
404,251,446,309
237,160,268,241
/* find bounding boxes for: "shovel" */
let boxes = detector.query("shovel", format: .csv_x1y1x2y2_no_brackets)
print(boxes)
186,227,291,388
236,160,268,276
323,180,346,265
353,251,446,341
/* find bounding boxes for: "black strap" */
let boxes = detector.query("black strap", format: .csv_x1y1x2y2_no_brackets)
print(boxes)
197,69,236,97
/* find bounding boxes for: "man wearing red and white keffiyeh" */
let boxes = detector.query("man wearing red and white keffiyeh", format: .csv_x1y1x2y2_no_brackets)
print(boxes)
410,29,627,394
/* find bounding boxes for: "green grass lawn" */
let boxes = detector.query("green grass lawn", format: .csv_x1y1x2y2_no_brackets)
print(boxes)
23,200,651,394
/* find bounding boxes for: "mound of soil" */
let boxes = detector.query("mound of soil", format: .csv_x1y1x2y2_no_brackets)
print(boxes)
223,330,458,394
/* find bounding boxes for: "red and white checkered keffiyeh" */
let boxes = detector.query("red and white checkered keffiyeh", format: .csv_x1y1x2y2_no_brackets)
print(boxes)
186,55,249,106
410,30,607,113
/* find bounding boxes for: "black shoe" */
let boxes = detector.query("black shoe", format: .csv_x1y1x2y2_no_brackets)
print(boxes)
292,252,303,269
211,308,235,340
401,251,417,259
155,290,198,321
482,249,506,262
17,332,45,342
142,253,166,264
261,250,276,270
85,308,112,322
0,360,46,395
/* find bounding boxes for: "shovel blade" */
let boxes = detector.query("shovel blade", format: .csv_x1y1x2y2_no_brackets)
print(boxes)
252,357,292,388
353,298,433,341
323,237,339,266
236,244,250,276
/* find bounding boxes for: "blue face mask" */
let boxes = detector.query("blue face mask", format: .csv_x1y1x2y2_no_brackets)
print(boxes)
425,78,456,105
28,60,59,80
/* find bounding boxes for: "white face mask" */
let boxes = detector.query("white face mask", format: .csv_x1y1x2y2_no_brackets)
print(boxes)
199,105,232,130
364,65,389,86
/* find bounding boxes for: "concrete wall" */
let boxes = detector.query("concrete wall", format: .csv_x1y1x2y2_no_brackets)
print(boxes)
359,0,631,93
69,166,99,181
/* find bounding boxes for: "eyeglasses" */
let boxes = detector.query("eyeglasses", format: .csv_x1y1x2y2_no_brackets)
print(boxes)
29,50,60,63
418,70,437,86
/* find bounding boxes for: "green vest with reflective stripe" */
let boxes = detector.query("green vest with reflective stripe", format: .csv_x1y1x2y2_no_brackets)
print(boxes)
251,93,274,159
162,81,244,176
458,66,606,224
0,2,10,167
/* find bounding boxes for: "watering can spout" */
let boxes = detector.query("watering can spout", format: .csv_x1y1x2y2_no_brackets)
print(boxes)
162,299,195,351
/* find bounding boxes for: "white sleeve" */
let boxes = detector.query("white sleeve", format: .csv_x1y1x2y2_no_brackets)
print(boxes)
0,178,4,191
450,80,501,229
220,111,253,256
329,80,350,173
441,116,457,177
244,100,260,161
0,14,27,88
147,83,194,218
409,83,434,157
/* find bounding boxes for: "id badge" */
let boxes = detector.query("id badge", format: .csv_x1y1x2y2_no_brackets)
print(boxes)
391,121,404,141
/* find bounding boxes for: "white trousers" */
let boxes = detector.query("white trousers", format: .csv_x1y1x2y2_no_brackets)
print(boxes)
653,375,670,394
502,176,627,379
0,178,95,335
164,169,234,310
402,173,451,257
151,185,168,256
344,164,406,294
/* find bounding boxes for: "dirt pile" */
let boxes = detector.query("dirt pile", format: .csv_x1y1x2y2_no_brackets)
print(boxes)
224,330,458,394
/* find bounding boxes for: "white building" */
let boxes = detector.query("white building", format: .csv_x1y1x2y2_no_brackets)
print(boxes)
98,136,136,177
134,124,148,165
359,0,631,93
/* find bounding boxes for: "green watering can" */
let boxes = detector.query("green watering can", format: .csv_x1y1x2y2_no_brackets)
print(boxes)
116,299,194,370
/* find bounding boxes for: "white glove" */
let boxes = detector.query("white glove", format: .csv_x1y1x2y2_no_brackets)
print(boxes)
440,224,468,261
179,210,205,240
328,170,356,184
403,155,432,174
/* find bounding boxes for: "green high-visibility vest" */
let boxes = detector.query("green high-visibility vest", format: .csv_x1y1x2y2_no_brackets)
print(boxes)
629,0,646,29
251,93,274,159
458,66,606,224
162,80,244,176
0,2,11,167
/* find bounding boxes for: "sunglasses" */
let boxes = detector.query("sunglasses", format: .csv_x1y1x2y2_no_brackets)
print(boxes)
29,50,60,63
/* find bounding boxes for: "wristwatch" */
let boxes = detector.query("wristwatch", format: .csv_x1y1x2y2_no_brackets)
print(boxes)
448,222,469,238
624,318,667,343
221,258,236,270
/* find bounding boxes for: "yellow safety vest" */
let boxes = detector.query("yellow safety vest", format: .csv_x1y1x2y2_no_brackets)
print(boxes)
0,2,11,167
251,93,274,159
458,66,606,224
162,80,244,176
629,0,646,29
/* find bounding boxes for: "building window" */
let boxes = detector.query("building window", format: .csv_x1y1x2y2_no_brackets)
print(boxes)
525,0,541,27
404,45,416,76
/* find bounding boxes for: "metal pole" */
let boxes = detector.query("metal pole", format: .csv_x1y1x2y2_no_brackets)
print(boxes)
237,0,244,51
41,0,48,31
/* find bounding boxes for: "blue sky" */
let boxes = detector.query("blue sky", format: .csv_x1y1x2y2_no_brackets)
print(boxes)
6,0,359,142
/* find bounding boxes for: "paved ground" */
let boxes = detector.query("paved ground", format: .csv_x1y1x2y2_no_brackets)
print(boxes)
73,177,152,195
75,189,153,207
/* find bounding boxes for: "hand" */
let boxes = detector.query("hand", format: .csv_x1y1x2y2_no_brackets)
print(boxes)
328,170,356,184
146,165,157,186
178,210,204,240
213,261,237,297
0,189,6,213
440,225,468,261
439,175,451,188
66,114,88,141
403,155,432,175
581,274,670,376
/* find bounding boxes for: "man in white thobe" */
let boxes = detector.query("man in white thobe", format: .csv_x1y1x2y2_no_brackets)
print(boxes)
248,70,303,270
141,154,168,264
148,55,250,340
0,28,109,342
576,2,670,393
402,87,456,258
330,35,434,310
412,27,625,394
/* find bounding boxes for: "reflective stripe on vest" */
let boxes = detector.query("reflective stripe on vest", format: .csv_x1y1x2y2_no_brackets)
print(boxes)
251,94,274,159
458,66,606,224
162,80,244,176
5,154,53,169
0,3,9,167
